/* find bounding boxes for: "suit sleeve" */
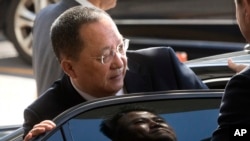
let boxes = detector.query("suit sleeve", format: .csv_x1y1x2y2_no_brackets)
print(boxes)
167,47,208,89
23,108,41,137
212,68,250,141
127,47,208,90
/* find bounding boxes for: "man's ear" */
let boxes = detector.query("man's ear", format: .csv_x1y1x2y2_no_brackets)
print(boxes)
61,59,77,78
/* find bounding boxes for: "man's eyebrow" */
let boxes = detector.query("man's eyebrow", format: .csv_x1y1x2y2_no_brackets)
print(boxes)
98,46,111,54
130,117,147,122
101,46,111,51
98,37,124,53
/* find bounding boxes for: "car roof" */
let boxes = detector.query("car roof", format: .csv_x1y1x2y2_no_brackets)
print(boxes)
185,44,250,66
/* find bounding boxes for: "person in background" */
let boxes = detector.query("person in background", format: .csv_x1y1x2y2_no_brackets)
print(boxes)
100,106,177,141
24,6,207,141
32,0,117,96
211,0,250,140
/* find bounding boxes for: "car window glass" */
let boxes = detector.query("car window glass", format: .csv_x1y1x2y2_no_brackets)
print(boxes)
44,97,220,141
46,130,64,141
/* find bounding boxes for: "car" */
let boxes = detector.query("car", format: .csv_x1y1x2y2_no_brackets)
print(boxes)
0,0,246,64
0,89,223,141
1,46,250,141
0,0,59,64
186,44,250,89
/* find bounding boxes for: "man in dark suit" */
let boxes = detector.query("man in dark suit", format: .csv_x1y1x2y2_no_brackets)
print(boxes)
211,0,250,140
24,6,207,141
32,0,117,96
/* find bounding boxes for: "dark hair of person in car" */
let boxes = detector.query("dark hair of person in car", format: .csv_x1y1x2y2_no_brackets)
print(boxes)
100,105,177,141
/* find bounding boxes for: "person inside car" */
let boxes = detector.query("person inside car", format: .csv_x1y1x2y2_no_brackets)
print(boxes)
100,106,177,141
211,0,250,140
23,6,207,141
32,0,117,96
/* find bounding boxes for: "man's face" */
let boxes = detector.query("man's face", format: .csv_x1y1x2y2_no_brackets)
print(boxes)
116,111,177,141
69,15,127,98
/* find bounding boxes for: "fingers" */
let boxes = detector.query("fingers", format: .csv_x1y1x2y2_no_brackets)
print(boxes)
23,132,33,141
24,120,56,141
228,58,248,73
228,58,237,72
33,120,56,131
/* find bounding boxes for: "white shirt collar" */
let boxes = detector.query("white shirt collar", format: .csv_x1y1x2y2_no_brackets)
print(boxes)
70,78,125,100
74,0,95,7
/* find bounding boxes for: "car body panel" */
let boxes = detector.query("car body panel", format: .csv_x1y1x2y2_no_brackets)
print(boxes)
0,90,223,141
36,90,223,141
186,45,250,89
0,127,23,141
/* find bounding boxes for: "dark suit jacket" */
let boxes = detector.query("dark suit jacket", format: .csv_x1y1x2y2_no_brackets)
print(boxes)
23,47,207,136
211,67,250,141
32,0,80,95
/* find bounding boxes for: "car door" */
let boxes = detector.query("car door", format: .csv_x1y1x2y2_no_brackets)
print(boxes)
32,90,223,141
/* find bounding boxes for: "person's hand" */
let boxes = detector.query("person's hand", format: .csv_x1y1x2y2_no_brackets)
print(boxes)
228,58,248,73
24,120,56,141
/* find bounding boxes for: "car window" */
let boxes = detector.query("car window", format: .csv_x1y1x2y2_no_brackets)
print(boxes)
42,95,220,141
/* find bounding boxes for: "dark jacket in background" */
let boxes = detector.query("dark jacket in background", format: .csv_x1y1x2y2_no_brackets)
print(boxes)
211,67,250,141
32,0,80,95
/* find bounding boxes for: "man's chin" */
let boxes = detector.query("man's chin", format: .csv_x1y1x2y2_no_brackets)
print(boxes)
113,84,124,92
109,79,124,89
154,134,176,141
148,132,176,141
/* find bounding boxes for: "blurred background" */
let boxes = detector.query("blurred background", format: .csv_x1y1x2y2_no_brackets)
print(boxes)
0,31,36,126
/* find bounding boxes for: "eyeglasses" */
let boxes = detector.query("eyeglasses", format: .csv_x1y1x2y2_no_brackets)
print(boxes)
92,38,130,64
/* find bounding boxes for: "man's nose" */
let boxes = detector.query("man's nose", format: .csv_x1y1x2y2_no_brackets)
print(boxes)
149,120,162,128
111,52,124,68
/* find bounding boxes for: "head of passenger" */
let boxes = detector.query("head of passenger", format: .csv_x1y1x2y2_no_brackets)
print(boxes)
50,6,129,98
100,106,177,141
234,0,250,42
